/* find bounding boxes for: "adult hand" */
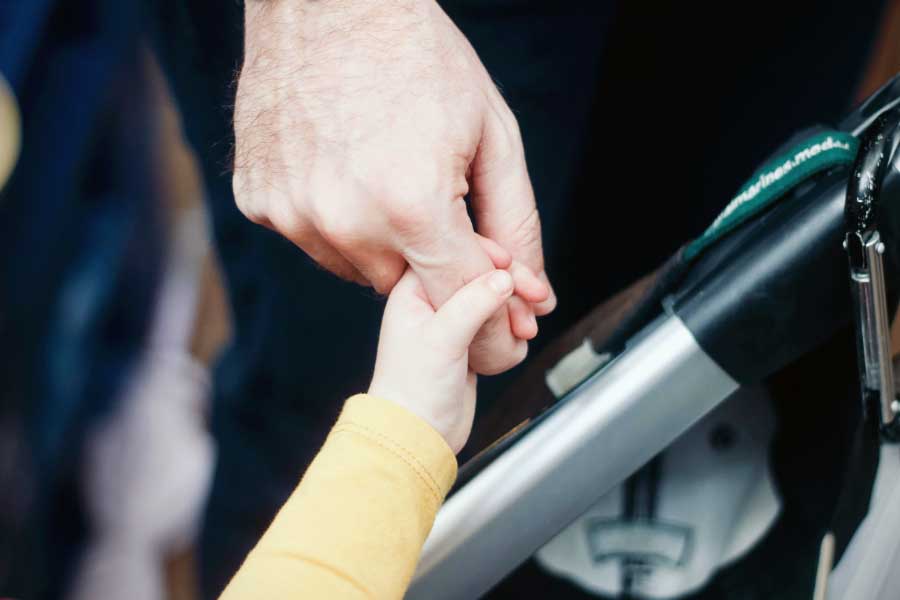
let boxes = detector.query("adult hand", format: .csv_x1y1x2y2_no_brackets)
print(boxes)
233,0,555,374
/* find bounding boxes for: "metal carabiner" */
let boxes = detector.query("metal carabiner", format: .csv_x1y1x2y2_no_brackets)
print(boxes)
845,106,900,441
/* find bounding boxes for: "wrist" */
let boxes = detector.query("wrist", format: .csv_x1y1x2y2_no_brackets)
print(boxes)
367,382,463,453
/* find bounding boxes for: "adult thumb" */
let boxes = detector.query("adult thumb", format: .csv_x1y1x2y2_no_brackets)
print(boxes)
470,104,556,315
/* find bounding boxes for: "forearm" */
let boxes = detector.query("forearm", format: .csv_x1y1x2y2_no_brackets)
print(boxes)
218,394,457,600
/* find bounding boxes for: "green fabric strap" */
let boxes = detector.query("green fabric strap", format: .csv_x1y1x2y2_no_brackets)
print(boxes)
685,131,859,260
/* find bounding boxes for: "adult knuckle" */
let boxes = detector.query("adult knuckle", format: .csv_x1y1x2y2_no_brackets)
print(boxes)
317,204,361,248
370,262,405,295
232,182,264,224
383,192,431,235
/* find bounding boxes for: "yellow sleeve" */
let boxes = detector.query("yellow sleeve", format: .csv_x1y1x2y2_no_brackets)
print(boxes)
219,394,458,600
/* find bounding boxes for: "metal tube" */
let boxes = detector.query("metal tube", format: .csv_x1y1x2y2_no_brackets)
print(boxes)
865,233,897,424
407,314,738,599
848,230,898,426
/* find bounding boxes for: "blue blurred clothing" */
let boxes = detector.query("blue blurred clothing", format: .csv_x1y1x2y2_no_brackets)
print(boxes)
0,2,162,597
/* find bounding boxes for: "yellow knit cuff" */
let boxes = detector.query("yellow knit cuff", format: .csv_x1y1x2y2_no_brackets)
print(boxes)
334,394,458,501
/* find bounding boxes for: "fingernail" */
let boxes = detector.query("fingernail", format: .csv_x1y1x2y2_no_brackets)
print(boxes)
489,270,513,294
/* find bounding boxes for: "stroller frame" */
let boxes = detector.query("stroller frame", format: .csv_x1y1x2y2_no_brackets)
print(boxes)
408,78,900,599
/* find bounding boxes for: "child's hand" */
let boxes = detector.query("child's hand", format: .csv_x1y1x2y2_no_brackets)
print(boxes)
369,242,547,453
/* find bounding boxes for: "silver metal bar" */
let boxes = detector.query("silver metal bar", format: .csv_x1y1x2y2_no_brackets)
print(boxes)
407,314,738,599
813,533,835,600
849,231,898,425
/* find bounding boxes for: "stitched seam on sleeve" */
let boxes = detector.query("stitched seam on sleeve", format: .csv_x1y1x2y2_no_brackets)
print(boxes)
331,422,445,504
337,420,446,495
251,549,376,600
331,424,443,504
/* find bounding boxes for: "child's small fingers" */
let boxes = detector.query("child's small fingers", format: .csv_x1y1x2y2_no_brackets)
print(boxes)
509,260,550,304
508,295,538,340
475,234,513,269
431,269,514,352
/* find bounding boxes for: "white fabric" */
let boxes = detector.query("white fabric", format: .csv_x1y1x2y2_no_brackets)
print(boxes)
535,386,780,599
828,445,900,600
68,351,215,600
546,339,611,398
68,206,215,600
